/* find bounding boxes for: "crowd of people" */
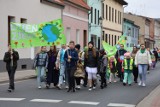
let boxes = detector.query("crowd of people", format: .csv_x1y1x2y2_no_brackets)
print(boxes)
3,41,160,92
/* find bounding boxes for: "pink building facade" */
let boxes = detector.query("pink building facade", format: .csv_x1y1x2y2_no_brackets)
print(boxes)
63,0,90,48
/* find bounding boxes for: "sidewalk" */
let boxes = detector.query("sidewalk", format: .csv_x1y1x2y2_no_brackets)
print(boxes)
0,70,36,83
137,84,160,107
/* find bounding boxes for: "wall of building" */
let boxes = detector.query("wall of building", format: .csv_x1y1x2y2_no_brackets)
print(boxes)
63,2,88,48
87,0,102,48
102,0,124,45
123,21,139,47
0,0,62,71
154,20,160,48
124,13,145,44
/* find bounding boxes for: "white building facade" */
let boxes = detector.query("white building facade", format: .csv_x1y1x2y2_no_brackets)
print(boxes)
0,0,64,71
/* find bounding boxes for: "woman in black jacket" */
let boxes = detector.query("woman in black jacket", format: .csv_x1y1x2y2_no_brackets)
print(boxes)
84,41,99,91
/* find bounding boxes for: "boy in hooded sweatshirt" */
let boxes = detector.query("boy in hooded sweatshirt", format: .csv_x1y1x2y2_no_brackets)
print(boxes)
123,52,134,86
99,49,108,89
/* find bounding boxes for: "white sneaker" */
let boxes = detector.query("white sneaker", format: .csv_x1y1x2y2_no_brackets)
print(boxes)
38,86,42,89
88,88,92,91
65,86,69,89
93,86,96,90
142,83,146,87
76,85,81,89
80,80,84,85
138,81,142,86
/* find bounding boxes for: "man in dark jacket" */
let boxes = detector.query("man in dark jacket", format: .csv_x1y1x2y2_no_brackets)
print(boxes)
115,44,127,82
3,45,19,92
64,41,78,92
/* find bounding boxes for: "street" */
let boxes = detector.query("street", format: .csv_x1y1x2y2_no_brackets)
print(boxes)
0,65,160,107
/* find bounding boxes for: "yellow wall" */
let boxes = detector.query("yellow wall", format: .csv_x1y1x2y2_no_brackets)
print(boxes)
102,0,124,45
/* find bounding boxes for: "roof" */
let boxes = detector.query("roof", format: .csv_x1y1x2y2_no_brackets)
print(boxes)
124,18,134,24
66,0,90,10
44,0,65,7
114,0,128,5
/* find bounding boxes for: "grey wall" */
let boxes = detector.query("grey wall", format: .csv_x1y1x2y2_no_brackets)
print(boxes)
0,58,34,72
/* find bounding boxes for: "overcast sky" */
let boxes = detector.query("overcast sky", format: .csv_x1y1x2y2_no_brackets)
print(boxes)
124,0,159,18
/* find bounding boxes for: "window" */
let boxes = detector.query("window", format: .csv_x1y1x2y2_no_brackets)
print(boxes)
112,35,114,46
102,3,104,18
106,5,108,20
76,29,80,44
109,34,110,45
109,6,111,21
20,18,27,23
106,34,108,42
98,37,100,50
120,12,122,24
98,10,100,25
95,9,97,24
112,8,114,22
8,16,15,45
115,35,117,45
102,31,105,40
66,27,71,43
118,11,120,24
115,9,117,23
91,7,93,23
83,30,87,46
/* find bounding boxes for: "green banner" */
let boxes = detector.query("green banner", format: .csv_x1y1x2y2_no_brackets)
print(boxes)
11,19,66,49
102,35,131,57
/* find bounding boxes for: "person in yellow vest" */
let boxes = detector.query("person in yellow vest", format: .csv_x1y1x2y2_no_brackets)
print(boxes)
123,52,134,86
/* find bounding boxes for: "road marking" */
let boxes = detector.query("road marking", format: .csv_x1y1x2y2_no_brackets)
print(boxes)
68,101,99,105
107,103,135,107
0,98,25,101
30,99,62,103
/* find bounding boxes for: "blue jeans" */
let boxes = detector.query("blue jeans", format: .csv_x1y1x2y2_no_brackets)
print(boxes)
138,64,148,84
37,66,45,87
58,63,66,85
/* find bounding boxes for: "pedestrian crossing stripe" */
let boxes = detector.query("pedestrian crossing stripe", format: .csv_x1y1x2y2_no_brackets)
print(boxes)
30,99,62,103
0,98,25,101
107,103,135,107
68,101,100,105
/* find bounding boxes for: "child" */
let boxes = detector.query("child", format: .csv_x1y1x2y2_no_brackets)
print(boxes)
123,52,134,86
109,56,117,83
99,49,108,89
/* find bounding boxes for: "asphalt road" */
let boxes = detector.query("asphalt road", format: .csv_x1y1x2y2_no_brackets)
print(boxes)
0,64,160,107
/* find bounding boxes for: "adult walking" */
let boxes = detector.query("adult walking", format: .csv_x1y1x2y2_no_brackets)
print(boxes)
131,46,138,83
34,46,48,89
115,44,127,82
153,48,159,64
3,45,19,92
84,41,99,91
135,44,152,87
56,44,67,89
46,46,59,89
64,41,78,92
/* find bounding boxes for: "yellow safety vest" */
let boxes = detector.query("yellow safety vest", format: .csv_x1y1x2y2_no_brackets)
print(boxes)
124,58,133,70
